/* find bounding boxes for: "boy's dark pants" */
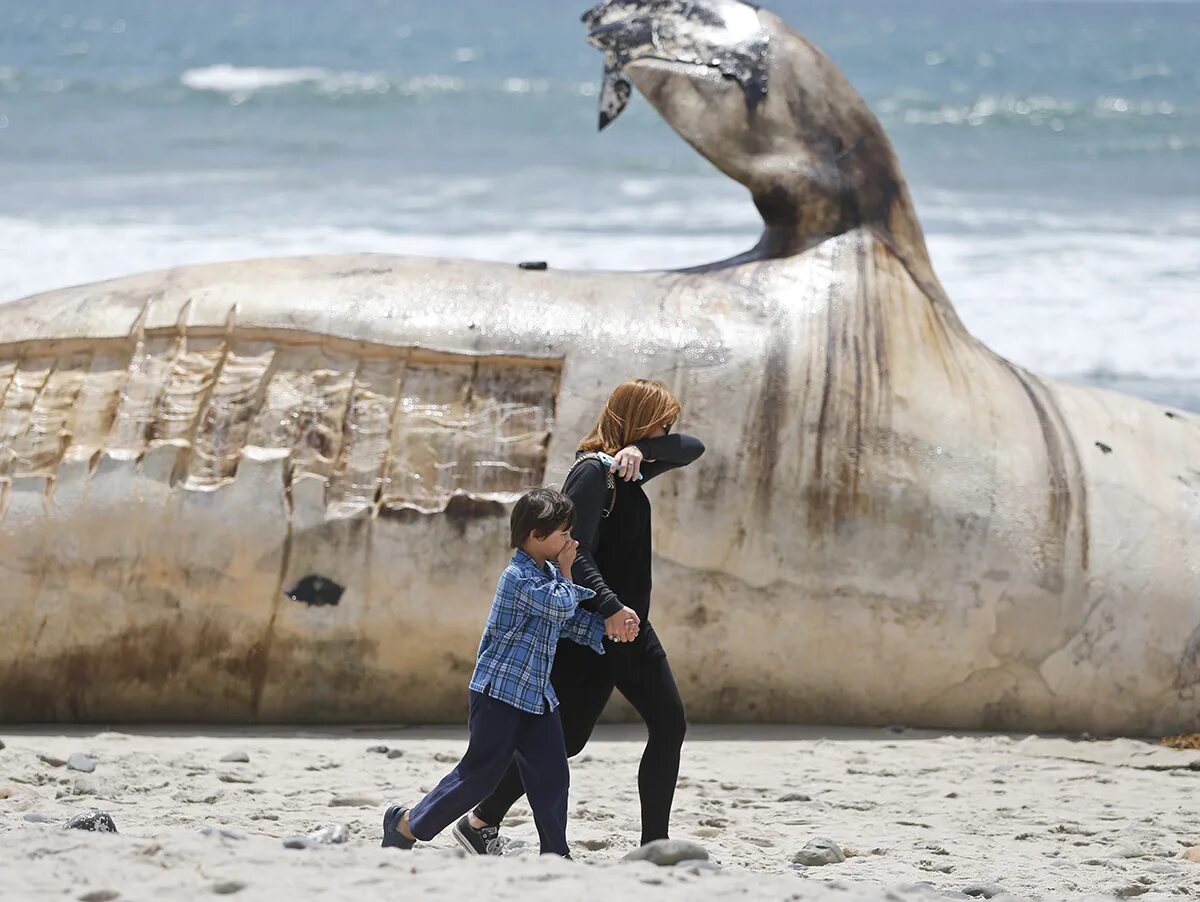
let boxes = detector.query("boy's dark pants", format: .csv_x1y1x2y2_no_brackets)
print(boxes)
407,690,570,856
475,635,687,846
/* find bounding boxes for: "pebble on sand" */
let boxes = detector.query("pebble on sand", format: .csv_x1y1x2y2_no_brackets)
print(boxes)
38,754,68,768
78,891,120,902
283,824,349,849
64,811,118,833
1181,846,1200,863
329,795,379,807
212,881,247,895
793,838,846,866
217,773,256,784
622,839,710,866
220,751,250,763
778,792,811,802
68,753,97,773
72,774,104,796
366,746,389,754
1114,885,1153,899
963,884,1010,898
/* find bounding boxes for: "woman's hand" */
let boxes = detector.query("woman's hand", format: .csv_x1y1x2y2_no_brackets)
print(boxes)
611,445,644,482
605,606,640,643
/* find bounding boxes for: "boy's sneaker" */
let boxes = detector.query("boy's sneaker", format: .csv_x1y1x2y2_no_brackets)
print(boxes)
452,815,508,856
381,805,415,849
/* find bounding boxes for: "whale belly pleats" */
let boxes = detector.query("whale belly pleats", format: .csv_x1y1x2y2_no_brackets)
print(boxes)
0,327,564,523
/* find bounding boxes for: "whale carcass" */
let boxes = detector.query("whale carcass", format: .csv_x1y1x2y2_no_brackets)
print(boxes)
1,0,1197,732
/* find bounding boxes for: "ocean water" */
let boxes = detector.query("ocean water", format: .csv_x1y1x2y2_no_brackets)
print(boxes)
1,0,1198,408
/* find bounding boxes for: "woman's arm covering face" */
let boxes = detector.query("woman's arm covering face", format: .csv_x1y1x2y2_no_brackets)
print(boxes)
633,434,705,483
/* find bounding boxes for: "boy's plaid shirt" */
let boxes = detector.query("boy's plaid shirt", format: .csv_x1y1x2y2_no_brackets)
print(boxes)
469,550,606,714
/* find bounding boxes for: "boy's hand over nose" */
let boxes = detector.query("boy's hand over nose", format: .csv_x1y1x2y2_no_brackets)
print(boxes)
556,538,579,575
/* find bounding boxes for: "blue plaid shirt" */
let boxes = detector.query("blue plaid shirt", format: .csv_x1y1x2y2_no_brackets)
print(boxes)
469,550,606,714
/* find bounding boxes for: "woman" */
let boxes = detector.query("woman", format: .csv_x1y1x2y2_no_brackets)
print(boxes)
453,379,705,854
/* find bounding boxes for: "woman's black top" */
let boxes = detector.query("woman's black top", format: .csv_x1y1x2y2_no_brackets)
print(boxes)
562,433,705,676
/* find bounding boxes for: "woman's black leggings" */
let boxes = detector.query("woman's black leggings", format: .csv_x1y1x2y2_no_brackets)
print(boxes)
473,637,687,846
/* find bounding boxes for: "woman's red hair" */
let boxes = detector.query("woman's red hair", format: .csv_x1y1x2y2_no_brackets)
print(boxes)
578,379,681,455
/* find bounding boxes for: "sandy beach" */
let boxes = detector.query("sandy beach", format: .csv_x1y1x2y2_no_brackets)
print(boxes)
3,724,1199,900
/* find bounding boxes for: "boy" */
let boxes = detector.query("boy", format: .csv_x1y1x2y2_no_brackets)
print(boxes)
381,487,606,857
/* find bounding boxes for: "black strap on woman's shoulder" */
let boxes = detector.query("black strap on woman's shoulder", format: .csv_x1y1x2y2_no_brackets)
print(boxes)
565,453,617,518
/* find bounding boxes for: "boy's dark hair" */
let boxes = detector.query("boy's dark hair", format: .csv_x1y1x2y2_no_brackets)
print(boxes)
510,488,575,549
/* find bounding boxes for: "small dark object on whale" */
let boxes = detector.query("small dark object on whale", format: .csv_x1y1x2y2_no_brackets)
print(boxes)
1095,442,1113,455
64,810,118,833
284,575,344,607
518,261,549,271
